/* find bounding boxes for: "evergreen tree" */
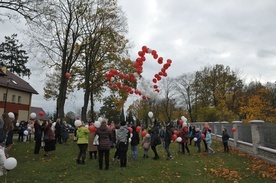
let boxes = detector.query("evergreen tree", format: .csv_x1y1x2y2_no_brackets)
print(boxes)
0,34,30,77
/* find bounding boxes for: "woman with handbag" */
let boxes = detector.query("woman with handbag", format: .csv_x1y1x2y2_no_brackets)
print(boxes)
42,120,55,157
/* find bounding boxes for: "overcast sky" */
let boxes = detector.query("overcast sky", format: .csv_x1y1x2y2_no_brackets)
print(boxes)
1,0,276,115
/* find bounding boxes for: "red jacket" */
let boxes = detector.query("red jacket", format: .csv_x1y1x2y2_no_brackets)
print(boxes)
179,126,189,143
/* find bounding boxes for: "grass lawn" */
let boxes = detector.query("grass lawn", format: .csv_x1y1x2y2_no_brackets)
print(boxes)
1,136,276,183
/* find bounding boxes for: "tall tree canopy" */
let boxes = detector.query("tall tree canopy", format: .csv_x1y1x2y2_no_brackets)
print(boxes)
0,34,30,77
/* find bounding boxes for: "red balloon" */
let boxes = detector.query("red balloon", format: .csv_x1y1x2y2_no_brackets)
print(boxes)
141,131,147,137
136,126,141,132
153,54,158,59
158,57,163,64
65,72,70,79
179,120,183,125
151,50,157,55
128,127,133,133
152,78,157,83
172,134,177,141
38,111,44,117
232,128,237,132
89,125,96,132
201,134,205,139
142,46,148,52
173,130,179,135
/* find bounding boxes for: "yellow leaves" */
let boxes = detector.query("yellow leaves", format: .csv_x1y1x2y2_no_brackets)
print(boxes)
208,167,242,181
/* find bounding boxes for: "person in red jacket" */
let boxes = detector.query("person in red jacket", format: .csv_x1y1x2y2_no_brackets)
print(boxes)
179,124,190,155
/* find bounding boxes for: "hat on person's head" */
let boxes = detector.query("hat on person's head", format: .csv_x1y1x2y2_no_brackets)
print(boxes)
196,128,200,132
120,121,126,126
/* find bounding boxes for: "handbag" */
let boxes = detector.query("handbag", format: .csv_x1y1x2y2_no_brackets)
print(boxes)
93,134,99,146
43,135,50,141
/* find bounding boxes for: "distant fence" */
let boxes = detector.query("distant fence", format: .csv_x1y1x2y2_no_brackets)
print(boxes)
192,120,276,165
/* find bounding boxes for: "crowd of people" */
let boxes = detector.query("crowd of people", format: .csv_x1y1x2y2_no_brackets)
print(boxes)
0,113,231,175
74,118,231,170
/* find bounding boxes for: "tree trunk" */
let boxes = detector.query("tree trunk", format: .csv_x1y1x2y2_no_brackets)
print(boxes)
90,92,95,122
56,74,68,119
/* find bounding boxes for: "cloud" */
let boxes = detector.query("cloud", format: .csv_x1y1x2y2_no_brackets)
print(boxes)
2,0,276,114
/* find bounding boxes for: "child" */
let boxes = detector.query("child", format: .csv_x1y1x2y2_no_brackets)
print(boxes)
222,128,230,153
164,123,173,159
205,128,215,154
195,128,202,152
142,133,151,158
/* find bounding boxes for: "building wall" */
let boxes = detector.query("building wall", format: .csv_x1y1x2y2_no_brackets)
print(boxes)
0,87,32,121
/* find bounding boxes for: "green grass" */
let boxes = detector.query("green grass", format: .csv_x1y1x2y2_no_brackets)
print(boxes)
1,136,275,183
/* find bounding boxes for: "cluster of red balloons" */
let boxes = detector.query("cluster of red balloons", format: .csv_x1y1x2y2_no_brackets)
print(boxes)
105,45,172,100
135,45,172,93
104,68,148,99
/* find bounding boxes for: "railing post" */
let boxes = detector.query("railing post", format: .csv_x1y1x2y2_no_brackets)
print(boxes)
250,120,264,155
232,121,242,147
213,122,220,140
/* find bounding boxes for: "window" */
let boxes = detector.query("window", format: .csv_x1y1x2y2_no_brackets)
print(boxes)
12,95,16,102
3,93,6,101
18,96,21,104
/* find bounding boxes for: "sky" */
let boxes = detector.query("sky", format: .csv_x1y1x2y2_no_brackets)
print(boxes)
1,0,276,115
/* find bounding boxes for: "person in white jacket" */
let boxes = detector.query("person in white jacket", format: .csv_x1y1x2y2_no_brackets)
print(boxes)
205,128,215,154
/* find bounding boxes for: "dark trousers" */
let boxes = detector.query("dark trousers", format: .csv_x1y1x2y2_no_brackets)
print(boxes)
34,137,41,154
223,142,229,152
98,149,110,169
181,142,190,154
151,145,159,158
77,144,88,162
196,141,201,152
55,133,62,144
119,149,127,167
203,139,208,151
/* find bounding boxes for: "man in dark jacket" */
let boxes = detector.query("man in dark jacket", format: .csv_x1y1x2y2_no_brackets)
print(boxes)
96,119,112,170
130,126,140,160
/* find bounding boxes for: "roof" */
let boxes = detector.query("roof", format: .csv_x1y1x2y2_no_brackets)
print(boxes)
0,70,38,94
30,107,50,121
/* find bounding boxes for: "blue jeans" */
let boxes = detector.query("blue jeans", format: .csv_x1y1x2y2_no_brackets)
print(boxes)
131,145,138,159
164,141,171,157
196,141,201,152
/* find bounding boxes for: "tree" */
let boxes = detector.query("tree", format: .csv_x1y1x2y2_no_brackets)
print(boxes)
0,0,49,20
77,0,130,122
157,77,178,123
174,72,195,121
0,34,30,77
99,95,121,123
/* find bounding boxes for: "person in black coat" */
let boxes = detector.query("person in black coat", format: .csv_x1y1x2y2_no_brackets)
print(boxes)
130,125,140,160
164,123,173,159
150,119,160,160
55,118,62,144
34,120,42,154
